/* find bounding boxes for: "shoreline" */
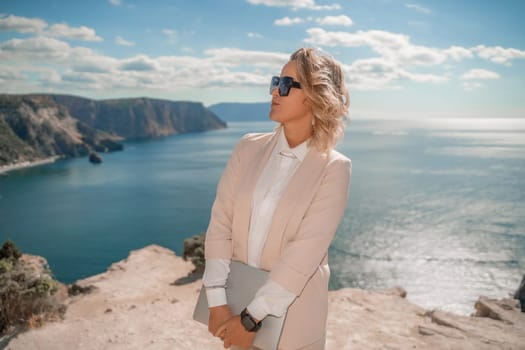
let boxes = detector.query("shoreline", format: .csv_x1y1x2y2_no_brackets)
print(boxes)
0,156,61,175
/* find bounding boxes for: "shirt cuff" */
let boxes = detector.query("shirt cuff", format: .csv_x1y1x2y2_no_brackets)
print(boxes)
247,279,296,322
205,287,228,308
247,297,267,322
203,259,230,308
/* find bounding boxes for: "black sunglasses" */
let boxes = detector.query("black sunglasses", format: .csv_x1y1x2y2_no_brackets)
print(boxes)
269,76,302,96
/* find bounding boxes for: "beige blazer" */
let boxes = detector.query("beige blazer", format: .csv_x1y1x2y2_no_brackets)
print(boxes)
205,128,351,349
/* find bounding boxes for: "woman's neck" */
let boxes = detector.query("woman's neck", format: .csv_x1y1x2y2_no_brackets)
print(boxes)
282,123,313,148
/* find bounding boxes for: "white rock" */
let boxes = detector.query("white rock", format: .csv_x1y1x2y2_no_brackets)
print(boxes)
3,244,524,349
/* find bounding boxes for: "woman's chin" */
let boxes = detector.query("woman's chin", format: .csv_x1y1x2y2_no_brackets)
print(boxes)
269,111,283,123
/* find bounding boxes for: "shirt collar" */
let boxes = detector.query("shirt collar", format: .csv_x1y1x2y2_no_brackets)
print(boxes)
276,127,310,162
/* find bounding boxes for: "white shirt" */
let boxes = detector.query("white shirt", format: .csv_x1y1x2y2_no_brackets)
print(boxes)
203,128,309,321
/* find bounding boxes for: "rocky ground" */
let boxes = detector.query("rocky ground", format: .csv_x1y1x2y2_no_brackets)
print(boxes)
1,244,524,350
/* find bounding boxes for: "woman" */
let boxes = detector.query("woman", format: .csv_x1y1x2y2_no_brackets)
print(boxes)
202,47,352,350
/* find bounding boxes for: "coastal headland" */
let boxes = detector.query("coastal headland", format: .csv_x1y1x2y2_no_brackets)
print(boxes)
0,94,226,174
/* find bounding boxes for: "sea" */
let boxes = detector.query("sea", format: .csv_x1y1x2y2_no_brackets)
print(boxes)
1,119,524,316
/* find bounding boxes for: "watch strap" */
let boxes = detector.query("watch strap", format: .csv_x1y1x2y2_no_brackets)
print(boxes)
241,307,262,332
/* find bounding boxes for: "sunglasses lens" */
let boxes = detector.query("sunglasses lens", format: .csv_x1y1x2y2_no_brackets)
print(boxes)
279,77,292,96
270,76,279,95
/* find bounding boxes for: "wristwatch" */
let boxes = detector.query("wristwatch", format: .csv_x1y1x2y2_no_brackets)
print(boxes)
240,307,262,332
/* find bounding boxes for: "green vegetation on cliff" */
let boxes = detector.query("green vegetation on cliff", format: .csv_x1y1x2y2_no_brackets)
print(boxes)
0,240,66,335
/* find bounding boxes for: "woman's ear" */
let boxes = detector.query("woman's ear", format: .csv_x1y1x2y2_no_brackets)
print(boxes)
302,97,311,107
302,98,314,117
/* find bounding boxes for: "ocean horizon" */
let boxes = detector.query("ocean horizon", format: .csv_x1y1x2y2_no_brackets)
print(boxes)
1,118,524,316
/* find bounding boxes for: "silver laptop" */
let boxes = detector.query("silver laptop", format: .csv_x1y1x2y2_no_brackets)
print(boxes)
193,261,287,350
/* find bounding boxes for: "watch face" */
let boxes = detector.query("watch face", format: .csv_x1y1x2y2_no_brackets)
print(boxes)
241,314,256,331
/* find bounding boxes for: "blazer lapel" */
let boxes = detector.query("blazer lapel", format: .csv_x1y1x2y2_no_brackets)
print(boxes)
233,131,279,263
260,147,329,270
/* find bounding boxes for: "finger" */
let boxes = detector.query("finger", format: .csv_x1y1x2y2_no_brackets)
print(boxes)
214,325,226,338
214,326,225,338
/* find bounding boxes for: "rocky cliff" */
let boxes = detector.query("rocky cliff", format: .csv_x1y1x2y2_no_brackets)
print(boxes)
53,95,226,139
0,94,123,166
0,94,227,168
2,245,523,349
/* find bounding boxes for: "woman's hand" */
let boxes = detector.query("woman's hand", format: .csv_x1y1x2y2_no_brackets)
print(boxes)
216,315,256,349
208,305,233,337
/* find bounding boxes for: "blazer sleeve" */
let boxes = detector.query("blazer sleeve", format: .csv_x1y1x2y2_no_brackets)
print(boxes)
204,135,246,260
269,157,352,296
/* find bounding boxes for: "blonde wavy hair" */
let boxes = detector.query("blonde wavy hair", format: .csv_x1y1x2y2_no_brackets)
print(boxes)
289,47,350,152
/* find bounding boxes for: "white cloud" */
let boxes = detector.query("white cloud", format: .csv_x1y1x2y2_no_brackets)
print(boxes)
444,46,473,61
109,0,122,5
0,14,516,101
301,26,514,92
316,15,353,26
0,37,290,93
0,14,47,33
305,28,452,66
462,82,483,91
120,55,159,71
0,36,72,61
31,67,63,85
473,45,525,65
0,66,23,80
72,63,112,74
344,57,447,90
46,23,103,42
305,27,367,47
304,28,525,70
152,48,288,89
206,71,268,87
247,32,263,38
301,27,460,90
162,29,177,44
274,16,305,26
405,3,431,14
246,0,340,11
115,35,135,46
0,15,102,42
204,47,289,69
0,36,114,75
70,54,118,73
345,57,400,90
62,71,99,84
461,69,500,80
399,71,448,83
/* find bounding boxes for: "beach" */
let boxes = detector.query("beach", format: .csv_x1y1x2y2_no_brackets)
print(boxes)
0,156,62,175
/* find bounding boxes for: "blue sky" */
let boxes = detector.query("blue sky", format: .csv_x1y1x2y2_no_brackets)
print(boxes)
1,0,524,118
